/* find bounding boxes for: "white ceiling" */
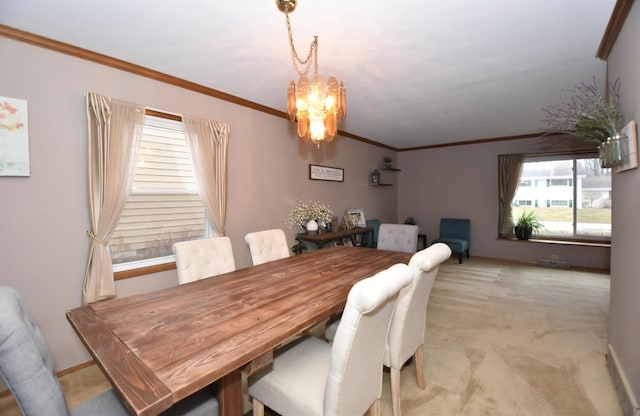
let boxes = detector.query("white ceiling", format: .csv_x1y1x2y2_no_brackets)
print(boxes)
0,0,616,149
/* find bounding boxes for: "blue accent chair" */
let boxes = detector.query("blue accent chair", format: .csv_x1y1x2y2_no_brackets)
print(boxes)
366,218,381,247
432,218,470,264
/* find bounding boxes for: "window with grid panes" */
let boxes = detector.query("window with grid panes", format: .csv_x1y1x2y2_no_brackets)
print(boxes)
511,155,611,239
109,114,206,269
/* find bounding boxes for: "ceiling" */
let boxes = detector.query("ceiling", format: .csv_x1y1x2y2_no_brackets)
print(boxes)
0,0,616,149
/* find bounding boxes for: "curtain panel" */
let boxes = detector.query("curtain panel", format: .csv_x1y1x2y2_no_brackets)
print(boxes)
498,154,524,237
183,116,230,237
82,92,144,304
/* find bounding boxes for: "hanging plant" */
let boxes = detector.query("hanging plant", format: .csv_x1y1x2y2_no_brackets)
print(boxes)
542,77,623,144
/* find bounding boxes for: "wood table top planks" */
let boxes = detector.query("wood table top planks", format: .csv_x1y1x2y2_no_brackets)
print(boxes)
66,246,412,416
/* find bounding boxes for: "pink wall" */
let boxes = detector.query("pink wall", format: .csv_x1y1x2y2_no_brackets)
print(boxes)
606,0,640,406
398,136,610,270
0,36,398,371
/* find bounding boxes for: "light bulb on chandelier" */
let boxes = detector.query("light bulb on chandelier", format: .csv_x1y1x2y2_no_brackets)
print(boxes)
277,0,347,148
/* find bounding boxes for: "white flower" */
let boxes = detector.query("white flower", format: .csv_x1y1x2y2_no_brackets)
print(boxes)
287,200,333,229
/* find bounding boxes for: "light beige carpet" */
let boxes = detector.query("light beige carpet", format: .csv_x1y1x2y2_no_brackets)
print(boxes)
376,257,621,416
0,257,621,416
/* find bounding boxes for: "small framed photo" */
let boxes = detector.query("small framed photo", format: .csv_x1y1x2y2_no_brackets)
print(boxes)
346,208,366,227
309,164,344,182
343,215,355,229
342,237,353,246
329,216,340,232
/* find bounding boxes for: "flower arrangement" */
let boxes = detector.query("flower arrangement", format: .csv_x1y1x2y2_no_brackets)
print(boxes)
287,200,334,229
542,78,622,144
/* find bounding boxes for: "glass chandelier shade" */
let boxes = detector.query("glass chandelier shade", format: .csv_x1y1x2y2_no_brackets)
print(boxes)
287,74,346,146
278,0,347,148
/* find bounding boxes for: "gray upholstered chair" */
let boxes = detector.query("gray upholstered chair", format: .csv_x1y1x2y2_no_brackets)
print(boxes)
432,218,470,264
377,223,419,253
244,229,290,266
385,243,451,416
248,263,414,416
0,286,218,416
172,236,236,284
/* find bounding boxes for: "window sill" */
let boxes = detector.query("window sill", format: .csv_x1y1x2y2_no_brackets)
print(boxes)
497,237,610,248
114,262,176,280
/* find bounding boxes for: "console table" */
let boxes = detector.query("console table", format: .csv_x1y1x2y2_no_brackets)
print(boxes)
302,227,374,248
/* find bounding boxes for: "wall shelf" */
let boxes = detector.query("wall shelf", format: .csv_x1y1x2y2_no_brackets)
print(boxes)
380,166,401,171
369,182,393,187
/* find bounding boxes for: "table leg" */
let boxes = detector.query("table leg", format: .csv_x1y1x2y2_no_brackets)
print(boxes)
217,370,243,416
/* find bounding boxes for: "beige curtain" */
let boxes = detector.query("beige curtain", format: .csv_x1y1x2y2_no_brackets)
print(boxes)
183,115,230,236
498,154,525,237
82,93,144,304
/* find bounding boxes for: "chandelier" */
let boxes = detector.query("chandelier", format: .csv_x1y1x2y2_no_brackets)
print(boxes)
276,0,347,148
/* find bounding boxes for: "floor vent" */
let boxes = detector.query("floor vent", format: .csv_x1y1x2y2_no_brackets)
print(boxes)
535,259,570,269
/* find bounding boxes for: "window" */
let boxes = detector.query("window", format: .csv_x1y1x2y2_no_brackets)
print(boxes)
109,115,206,268
511,156,611,239
514,200,532,206
519,179,532,186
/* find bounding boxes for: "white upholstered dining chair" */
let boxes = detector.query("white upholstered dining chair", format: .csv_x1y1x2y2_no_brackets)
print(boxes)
244,229,290,266
0,286,219,416
377,224,419,253
248,263,414,416
385,243,451,416
172,237,236,285
323,243,451,416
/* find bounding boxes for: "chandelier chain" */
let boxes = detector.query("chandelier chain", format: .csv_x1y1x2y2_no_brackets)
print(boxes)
285,9,318,77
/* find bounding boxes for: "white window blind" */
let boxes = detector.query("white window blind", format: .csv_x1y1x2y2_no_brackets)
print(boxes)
109,115,205,265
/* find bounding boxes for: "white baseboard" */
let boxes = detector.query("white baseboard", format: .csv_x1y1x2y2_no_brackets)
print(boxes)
608,344,640,416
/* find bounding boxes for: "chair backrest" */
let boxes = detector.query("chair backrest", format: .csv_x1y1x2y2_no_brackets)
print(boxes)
172,237,236,285
377,224,419,253
324,264,414,416
365,219,381,247
244,229,290,266
384,243,452,369
0,287,70,416
439,218,471,240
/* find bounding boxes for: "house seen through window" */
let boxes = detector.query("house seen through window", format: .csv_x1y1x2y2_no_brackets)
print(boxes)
512,156,611,239
110,114,207,269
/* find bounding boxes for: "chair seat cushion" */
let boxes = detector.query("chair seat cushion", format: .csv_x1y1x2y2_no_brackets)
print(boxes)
432,238,468,253
70,388,219,416
248,337,330,416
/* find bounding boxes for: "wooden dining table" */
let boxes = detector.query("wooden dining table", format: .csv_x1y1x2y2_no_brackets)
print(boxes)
66,246,412,416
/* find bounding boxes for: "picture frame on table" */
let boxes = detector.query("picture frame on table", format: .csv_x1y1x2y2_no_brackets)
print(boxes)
345,208,366,227
343,215,355,229
329,216,340,232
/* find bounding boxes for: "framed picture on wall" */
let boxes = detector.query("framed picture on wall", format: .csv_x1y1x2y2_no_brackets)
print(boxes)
0,96,30,176
346,208,366,227
309,164,344,182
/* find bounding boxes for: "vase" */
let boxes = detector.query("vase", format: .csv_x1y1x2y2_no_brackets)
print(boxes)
514,225,532,240
600,133,626,168
306,219,319,235
610,133,625,167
